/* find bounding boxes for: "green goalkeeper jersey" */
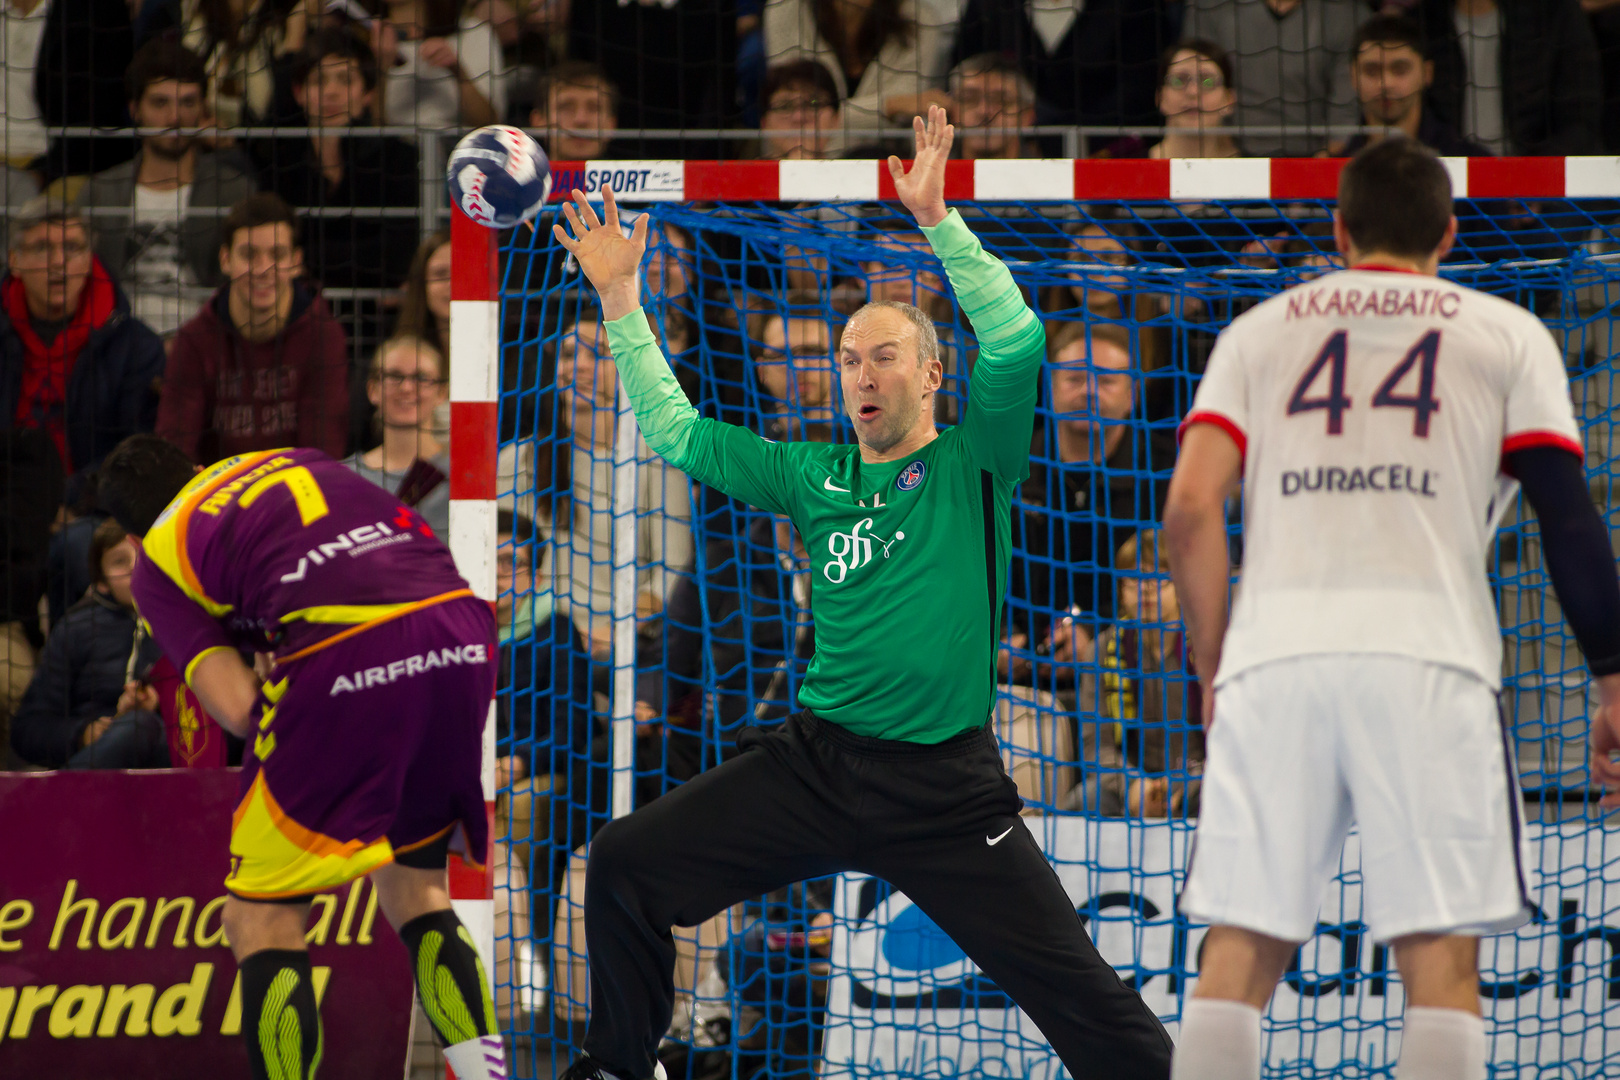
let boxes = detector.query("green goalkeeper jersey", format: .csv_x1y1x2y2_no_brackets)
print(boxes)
605,209,1045,743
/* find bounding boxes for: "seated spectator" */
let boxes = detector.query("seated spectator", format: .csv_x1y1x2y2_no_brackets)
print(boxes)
758,59,842,161
530,60,619,161
340,335,451,536
1,200,166,480
1399,0,1603,156
10,518,169,769
950,53,1039,161
65,39,258,337
1334,14,1483,160
1338,15,1491,157
1046,222,1172,398
1100,39,1241,160
257,27,420,289
754,310,840,439
370,0,507,129
181,0,312,126
158,192,350,462
563,0,733,154
1070,528,1203,818
949,0,1172,139
551,311,694,660
396,226,450,357
36,0,138,180
763,0,956,140
1005,321,1174,687
1182,0,1361,157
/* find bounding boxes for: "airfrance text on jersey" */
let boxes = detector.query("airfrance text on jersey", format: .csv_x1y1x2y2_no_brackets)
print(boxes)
1281,465,1438,498
1285,285,1460,321
329,643,490,696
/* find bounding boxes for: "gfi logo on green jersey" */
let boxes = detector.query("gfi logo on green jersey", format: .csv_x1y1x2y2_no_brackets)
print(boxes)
823,517,907,583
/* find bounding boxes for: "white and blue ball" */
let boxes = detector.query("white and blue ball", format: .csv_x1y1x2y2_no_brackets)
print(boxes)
446,125,552,228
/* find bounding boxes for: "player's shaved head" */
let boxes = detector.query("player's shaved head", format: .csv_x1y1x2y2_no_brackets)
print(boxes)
100,435,199,537
1337,139,1453,261
847,300,939,368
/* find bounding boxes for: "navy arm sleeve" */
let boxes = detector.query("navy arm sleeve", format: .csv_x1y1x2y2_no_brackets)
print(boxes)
1506,446,1620,676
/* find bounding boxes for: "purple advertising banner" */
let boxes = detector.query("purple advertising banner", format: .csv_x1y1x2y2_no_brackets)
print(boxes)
0,769,414,1078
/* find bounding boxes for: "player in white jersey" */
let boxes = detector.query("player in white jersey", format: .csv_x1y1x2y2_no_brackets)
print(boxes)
1164,139,1620,1080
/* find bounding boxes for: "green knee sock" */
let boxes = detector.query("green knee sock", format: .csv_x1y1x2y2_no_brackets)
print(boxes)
239,949,324,1080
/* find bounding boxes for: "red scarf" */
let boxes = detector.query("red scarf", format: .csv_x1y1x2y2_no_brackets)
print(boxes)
3,263,117,472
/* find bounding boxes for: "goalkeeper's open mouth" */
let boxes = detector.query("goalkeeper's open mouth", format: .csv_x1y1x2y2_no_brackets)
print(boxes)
856,403,882,422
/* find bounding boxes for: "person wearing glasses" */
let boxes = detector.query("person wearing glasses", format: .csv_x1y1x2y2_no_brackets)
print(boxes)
1097,40,1242,161
339,333,452,537
757,60,843,161
1149,40,1241,160
158,191,350,464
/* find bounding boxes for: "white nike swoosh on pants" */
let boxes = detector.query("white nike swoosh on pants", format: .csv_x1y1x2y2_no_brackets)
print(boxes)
986,825,1015,846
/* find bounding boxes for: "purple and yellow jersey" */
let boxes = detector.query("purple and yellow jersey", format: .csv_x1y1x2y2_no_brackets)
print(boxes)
131,447,472,685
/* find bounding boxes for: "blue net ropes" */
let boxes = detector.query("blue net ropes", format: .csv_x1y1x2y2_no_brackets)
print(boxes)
489,194,1620,1079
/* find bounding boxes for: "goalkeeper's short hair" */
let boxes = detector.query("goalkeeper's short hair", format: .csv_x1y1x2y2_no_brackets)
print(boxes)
851,300,940,369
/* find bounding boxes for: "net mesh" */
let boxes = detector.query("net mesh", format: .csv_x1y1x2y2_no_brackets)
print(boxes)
492,196,1620,1079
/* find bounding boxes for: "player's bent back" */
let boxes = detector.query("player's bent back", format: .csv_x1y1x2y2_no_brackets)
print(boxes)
135,446,473,671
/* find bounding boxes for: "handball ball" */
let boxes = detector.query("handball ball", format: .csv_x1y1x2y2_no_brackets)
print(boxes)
446,125,552,228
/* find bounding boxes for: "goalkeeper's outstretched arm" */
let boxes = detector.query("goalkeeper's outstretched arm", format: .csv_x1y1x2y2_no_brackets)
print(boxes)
889,106,1045,481
552,187,796,517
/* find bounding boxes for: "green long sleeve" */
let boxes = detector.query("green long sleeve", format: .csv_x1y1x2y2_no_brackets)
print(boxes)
604,308,797,516
603,309,700,465
920,209,1046,481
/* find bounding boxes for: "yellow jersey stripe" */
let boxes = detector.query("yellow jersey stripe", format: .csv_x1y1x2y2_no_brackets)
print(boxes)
273,589,478,667
279,601,424,625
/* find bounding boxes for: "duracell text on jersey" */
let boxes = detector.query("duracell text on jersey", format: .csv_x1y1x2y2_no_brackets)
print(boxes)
1285,285,1461,321
1280,465,1439,498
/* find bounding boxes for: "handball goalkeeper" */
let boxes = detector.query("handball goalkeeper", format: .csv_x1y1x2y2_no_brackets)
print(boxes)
551,106,1173,1080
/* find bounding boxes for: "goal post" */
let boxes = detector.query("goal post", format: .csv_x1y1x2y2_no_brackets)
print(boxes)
457,157,1620,1079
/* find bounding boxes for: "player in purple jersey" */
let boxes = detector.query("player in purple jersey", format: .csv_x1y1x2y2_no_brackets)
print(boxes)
98,435,507,1080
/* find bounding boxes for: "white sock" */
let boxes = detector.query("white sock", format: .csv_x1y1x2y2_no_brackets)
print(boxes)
1396,1006,1485,1080
1171,998,1262,1080
444,1033,508,1080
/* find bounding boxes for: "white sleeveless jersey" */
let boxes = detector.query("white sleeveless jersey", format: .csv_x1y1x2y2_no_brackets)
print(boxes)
1184,266,1582,687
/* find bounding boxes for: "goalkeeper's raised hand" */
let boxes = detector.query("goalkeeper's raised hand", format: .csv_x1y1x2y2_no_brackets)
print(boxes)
553,184,648,321
887,103,953,229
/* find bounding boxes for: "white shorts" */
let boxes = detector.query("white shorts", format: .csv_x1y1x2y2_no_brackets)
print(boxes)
1179,653,1531,942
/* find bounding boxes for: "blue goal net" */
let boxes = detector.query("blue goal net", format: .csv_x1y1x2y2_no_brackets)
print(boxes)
489,191,1620,1079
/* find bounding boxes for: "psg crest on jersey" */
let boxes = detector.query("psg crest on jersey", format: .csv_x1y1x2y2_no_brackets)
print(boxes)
895,460,926,491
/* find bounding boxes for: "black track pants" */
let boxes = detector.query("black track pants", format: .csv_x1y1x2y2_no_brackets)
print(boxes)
581,711,1174,1080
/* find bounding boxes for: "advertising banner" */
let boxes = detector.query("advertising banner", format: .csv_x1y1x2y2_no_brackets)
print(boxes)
0,769,413,1078
823,816,1620,1077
